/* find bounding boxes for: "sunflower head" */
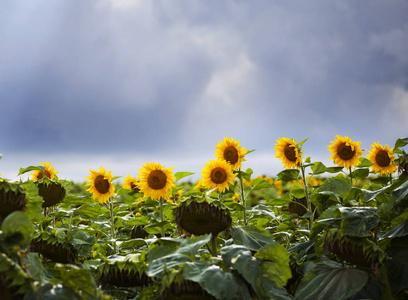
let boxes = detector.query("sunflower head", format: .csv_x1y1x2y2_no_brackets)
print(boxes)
31,162,58,181
123,174,140,192
367,142,396,176
328,135,363,169
85,166,115,204
274,138,303,169
201,159,236,193
215,137,248,170
138,162,175,200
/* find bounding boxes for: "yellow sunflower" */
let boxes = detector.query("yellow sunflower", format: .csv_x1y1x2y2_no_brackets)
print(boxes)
85,166,115,204
274,138,303,169
201,159,236,193
31,162,58,181
123,174,140,191
328,135,363,169
215,137,248,170
138,162,175,200
367,142,397,175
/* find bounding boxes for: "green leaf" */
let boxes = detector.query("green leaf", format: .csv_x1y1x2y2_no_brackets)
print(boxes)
18,165,45,176
252,178,273,190
338,207,379,238
295,261,368,300
267,193,292,206
351,168,369,180
1,211,35,248
231,226,275,251
394,137,408,151
175,172,194,182
24,252,48,282
357,157,374,168
325,167,344,173
391,178,408,207
297,137,309,148
183,262,252,300
277,169,300,182
290,182,305,199
74,203,104,219
381,221,408,239
311,162,327,175
254,242,291,289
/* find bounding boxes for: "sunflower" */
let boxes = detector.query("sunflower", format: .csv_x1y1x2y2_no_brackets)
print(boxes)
85,166,115,204
123,174,140,191
31,162,58,181
201,159,236,193
367,142,397,175
274,138,303,169
328,135,363,169
138,162,175,200
215,137,248,170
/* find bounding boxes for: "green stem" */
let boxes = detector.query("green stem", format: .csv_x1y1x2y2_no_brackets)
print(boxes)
159,197,165,237
349,167,353,186
381,263,394,300
109,198,117,254
238,169,247,226
300,165,313,229
210,235,218,257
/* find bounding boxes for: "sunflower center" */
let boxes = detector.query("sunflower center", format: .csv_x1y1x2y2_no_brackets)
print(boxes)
94,175,110,194
148,170,167,190
45,170,51,178
37,172,44,180
284,144,297,162
211,167,228,184
224,146,239,165
337,143,355,160
375,150,391,167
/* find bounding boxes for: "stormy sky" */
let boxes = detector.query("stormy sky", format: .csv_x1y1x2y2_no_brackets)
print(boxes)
1,0,408,182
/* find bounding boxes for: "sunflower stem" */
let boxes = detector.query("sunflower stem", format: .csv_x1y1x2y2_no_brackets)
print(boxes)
349,167,353,186
109,198,117,254
300,165,313,229
238,169,247,226
159,197,165,237
210,235,218,257
381,263,394,300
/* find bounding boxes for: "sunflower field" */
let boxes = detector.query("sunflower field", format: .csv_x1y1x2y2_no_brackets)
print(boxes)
1,136,408,300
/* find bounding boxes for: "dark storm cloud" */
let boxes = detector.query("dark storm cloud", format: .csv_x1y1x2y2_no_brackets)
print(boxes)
1,0,407,179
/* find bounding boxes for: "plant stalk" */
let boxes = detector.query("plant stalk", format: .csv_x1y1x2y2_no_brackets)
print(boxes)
210,235,218,257
349,167,353,186
109,198,117,254
238,169,247,226
159,197,165,238
300,165,313,229
381,263,394,300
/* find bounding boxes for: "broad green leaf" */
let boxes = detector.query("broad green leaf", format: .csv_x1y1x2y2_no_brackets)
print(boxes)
74,203,104,219
175,172,194,182
183,262,252,300
24,252,48,282
357,157,374,168
1,211,35,248
325,167,344,173
252,178,273,190
295,262,368,300
231,226,275,251
244,168,254,181
338,207,379,237
391,178,408,207
18,165,45,176
268,193,292,206
277,169,300,182
311,162,327,175
394,137,408,151
254,242,291,289
298,137,309,148
54,263,99,297
351,168,369,180
380,221,408,239
290,182,305,199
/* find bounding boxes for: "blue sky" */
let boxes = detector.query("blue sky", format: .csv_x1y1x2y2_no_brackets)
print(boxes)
1,0,408,182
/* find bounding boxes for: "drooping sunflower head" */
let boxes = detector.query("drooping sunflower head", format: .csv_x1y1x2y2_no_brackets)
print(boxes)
328,135,363,169
138,162,175,200
201,159,236,193
215,137,248,170
123,174,140,192
31,162,58,181
85,166,115,204
274,138,303,169
367,142,396,176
